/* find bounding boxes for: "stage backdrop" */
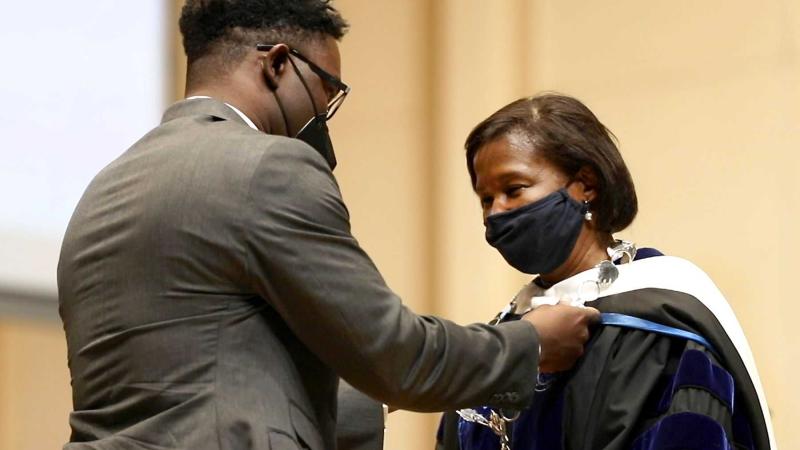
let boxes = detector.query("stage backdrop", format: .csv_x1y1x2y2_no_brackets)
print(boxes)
0,2,167,297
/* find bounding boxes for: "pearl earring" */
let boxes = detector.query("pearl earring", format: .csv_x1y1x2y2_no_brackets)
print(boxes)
583,200,593,221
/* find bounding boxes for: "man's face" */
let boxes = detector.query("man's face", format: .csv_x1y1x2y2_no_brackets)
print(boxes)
276,36,343,136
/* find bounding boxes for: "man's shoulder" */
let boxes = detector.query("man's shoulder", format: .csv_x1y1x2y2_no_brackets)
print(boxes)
157,117,328,171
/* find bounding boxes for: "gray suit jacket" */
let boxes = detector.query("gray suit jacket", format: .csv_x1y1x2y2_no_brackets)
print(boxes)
58,98,539,450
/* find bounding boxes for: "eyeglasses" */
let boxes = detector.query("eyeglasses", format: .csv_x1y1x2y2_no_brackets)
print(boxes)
256,44,350,120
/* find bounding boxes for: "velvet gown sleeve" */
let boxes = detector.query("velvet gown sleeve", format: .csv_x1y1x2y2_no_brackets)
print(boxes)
440,325,754,450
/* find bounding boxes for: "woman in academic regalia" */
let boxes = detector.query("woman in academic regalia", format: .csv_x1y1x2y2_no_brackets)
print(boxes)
436,94,776,450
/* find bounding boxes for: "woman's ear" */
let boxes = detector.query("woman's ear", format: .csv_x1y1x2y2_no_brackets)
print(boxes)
261,44,291,91
574,165,600,202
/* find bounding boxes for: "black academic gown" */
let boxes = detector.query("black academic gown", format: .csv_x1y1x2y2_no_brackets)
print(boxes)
437,253,775,450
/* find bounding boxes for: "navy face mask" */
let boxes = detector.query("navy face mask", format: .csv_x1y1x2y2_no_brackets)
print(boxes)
485,188,586,275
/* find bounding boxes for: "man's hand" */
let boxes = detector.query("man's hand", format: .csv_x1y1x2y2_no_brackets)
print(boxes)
522,303,601,373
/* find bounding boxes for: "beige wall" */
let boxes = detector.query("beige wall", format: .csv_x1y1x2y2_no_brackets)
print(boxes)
0,318,71,450
1,1,795,449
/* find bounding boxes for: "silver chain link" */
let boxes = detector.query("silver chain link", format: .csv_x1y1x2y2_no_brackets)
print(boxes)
456,408,515,450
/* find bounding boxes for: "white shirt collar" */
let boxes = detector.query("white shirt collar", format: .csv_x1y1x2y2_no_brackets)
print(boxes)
511,265,604,310
185,96,259,131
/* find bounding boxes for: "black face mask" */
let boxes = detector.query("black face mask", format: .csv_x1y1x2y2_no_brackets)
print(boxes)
295,112,337,170
485,188,586,275
278,56,337,171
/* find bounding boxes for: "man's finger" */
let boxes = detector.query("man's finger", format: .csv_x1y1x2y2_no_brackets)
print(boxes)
583,306,601,323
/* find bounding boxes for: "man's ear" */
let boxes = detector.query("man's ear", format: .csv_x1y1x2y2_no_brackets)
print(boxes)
574,165,600,202
261,44,291,91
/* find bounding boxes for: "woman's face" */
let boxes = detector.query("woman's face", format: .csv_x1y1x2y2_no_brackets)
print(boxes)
473,134,572,221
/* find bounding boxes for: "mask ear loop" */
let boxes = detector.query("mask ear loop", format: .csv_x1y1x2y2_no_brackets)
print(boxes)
287,56,323,119
272,90,294,137
263,59,294,137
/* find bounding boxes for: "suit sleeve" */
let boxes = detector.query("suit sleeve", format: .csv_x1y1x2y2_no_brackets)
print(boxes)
337,380,385,450
242,140,539,411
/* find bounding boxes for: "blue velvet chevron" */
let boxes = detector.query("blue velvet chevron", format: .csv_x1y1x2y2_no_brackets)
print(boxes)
656,349,735,414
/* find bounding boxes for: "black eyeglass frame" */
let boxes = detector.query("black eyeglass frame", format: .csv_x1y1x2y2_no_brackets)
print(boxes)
256,44,350,120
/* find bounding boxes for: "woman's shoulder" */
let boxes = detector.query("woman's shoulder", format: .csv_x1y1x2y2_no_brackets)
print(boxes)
613,252,724,301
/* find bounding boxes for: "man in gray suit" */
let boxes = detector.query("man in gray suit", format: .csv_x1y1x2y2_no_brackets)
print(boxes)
58,1,599,449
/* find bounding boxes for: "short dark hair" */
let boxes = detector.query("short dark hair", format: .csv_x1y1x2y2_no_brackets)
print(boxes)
179,0,348,65
465,93,638,233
